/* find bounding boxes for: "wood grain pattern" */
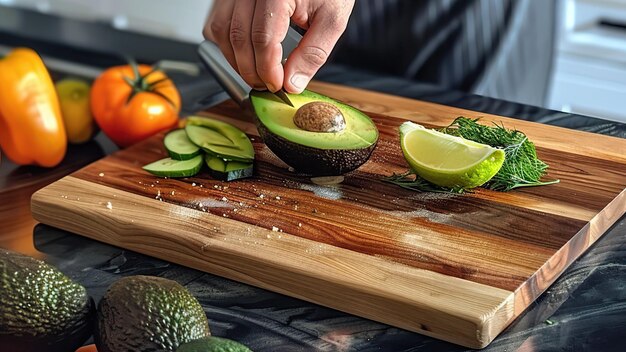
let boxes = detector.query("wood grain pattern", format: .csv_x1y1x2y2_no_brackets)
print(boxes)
31,82,626,348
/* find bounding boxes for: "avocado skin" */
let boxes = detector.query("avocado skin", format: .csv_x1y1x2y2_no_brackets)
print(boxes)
95,275,211,352
256,117,377,176
0,249,95,352
177,336,252,352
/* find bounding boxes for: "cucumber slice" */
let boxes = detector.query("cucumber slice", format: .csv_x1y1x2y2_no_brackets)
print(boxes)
164,129,201,160
205,155,253,181
205,154,226,171
143,155,203,178
186,116,255,162
186,124,253,162
185,125,234,148
200,146,254,163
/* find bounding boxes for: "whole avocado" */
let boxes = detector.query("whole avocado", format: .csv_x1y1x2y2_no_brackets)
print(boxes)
96,275,211,352
177,336,252,352
0,249,95,352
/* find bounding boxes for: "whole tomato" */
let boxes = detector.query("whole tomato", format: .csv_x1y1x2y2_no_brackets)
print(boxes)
91,63,180,148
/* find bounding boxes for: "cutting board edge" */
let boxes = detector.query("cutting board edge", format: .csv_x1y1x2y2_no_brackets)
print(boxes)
31,176,516,349
513,188,626,313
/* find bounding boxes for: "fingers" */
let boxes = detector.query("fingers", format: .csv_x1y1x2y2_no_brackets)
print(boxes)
251,0,294,92
205,0,350,93
283,4,353,93
230,0,265,89
203,0,237,69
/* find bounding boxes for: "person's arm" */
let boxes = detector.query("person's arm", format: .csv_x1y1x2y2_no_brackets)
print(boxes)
203,0,354,94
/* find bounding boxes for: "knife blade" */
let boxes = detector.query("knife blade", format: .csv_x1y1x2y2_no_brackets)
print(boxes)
272,89,294,107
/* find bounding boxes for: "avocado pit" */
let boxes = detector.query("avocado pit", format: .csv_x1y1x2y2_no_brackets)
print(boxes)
293,102,346,133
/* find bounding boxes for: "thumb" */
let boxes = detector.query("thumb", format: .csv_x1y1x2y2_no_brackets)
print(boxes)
283,15,347,93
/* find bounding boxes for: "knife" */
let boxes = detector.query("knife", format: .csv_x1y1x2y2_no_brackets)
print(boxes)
273,89,294,107
198,26,302,108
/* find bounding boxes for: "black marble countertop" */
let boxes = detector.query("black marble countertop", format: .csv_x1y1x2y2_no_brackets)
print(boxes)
1,6,626,352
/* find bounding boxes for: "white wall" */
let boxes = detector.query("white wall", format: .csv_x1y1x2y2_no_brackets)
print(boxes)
0,0,214,43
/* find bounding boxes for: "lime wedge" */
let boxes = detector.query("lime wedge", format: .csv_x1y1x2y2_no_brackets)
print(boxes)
399,122,505,189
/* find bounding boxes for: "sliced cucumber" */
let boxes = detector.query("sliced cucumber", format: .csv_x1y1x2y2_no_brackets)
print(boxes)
186,116,255,162
143,155,203,178
205,155,253,181
164,129,201,160
185,125,234,148
185,125,253,162
205,154,226,171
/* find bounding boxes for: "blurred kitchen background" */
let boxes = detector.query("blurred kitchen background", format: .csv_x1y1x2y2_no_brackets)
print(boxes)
0,0,625,123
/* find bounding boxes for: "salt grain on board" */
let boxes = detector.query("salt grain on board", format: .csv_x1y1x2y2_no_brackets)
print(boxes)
299,184,343,200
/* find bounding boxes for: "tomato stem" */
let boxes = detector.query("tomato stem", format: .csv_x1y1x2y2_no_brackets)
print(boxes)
123,59,175,108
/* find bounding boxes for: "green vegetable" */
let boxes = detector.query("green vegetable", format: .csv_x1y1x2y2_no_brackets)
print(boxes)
144,117,257,181
385,117,559,193
143,155,204,178
205,155,253,181
165,129,201,160
185,116,255,162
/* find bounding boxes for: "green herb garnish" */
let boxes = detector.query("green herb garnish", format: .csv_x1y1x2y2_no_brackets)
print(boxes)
383,171,465,194
384,117,559,192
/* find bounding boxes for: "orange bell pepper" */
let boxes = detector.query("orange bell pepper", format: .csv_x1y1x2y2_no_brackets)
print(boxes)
0,48,66,167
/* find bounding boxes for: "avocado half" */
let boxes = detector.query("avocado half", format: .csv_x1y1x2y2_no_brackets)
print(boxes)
250,90,379,176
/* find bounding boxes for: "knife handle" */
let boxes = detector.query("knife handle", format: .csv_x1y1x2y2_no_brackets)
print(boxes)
198,27,303,107
198,40,250,106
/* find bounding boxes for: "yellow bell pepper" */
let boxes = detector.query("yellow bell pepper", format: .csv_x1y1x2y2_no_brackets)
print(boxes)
0,48,66,167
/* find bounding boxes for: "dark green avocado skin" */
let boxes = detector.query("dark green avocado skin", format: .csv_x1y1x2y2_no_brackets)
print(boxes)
255,118,377,176
177,336,252,352
0,249,95,352
95,275,211,352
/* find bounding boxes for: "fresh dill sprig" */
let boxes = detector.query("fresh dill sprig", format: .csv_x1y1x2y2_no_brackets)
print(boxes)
384,117,559,193
443,117,559,191
382,171,465,194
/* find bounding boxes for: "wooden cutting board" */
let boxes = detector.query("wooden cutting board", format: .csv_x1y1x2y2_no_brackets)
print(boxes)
31,82,626,348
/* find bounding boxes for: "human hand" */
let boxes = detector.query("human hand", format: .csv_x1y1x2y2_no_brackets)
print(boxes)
203,0,354,94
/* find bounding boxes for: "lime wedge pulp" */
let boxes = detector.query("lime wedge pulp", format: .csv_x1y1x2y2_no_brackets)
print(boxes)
399,122,505,189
